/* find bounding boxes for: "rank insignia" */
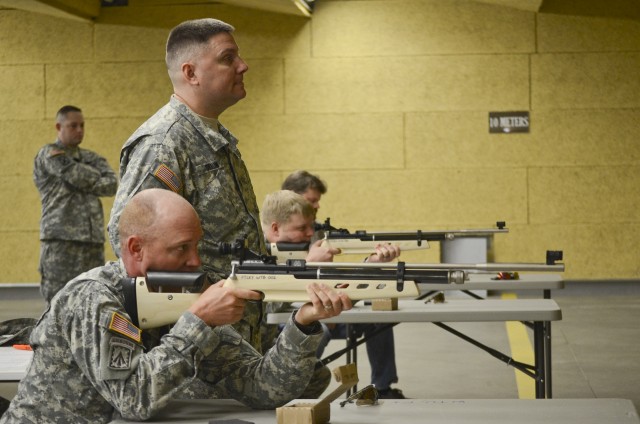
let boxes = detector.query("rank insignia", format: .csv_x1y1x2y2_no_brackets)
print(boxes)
108,337,135,370
153,164,182,193
108,312,142,343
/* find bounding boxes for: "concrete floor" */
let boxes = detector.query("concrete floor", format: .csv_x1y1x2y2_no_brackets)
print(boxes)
1,282,639,413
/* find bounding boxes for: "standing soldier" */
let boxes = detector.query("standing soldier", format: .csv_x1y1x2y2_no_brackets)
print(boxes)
108,19,267,350
34,105,118,303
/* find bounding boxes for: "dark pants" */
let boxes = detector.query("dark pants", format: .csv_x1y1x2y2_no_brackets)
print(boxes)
317,323,399,390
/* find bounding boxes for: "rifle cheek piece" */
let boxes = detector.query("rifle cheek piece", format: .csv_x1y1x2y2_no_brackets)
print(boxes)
121,271,208,329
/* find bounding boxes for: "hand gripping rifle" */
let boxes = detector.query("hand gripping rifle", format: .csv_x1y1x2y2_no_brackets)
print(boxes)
121,250,563,330
270,221,508,260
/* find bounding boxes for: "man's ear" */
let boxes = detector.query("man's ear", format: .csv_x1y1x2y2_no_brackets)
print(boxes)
126,235,144,261
270,221,280,238
181,62,198,86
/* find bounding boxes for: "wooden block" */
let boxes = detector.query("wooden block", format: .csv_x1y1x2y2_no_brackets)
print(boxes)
371,298,398,311
276,363,358,424
276,402,329,424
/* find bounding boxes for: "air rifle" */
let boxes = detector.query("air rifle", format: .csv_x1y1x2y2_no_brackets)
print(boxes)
122,260,444,329
270,220,508,260
121,250,563,330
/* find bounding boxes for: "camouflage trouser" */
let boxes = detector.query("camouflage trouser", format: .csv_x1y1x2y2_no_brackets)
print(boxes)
38,240,104,303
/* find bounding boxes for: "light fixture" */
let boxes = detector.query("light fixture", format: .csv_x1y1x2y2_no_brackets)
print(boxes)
293,0,315,17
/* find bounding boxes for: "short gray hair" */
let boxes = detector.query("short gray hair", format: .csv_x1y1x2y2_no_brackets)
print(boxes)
165,18,235,73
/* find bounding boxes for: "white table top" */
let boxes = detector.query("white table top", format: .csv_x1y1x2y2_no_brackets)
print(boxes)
267,298,562,324
110,398,640,423
0,346,33,381
419,272,564,291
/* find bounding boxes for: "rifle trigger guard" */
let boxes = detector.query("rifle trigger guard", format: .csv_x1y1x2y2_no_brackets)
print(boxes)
396,261,405,292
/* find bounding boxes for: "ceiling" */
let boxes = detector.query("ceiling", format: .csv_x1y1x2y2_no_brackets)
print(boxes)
0,0,637,21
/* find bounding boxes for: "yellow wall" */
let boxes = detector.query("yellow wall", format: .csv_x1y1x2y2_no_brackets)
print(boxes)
0,0,638,282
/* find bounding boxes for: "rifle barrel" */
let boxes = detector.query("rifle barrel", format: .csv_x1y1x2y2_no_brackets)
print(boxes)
325,228,508,242
304,261,564,273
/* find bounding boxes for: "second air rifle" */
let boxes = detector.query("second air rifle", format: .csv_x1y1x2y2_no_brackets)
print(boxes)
270,220,509,260
121,250,564,330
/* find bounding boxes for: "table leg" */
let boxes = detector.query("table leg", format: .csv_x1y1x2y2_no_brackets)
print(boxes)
545,321,552,398
533,321,546,399
345,323,358,396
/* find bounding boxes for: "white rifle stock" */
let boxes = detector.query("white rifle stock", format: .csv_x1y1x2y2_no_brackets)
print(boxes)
122,272,205,330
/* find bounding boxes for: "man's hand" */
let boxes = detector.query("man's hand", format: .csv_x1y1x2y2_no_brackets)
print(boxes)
294,282,353,326
188,280,262,327
366,243,401,263
306,239,341,262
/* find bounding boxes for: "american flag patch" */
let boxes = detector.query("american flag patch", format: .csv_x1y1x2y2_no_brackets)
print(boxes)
153,164,181,193
108,312,142,343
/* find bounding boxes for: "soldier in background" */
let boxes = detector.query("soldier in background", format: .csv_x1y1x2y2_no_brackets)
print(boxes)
281,172,408,399
1,189,349,423
108,18,267,350
33,105,117,303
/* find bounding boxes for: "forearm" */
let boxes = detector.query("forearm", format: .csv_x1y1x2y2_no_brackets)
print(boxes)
217,314,322,409
91,312,218,420
89,160,118,196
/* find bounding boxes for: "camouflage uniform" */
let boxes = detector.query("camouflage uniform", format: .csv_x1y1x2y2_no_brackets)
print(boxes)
108,96,266,350
0,261,323,424
34,141,117,302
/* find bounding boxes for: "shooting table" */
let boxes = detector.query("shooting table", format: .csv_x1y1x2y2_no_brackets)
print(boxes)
0,346,32,381
267,299,562,399
109,398,640,423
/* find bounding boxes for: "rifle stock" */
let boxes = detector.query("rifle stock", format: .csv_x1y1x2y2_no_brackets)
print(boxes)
122,274,421,330
121,272,205,330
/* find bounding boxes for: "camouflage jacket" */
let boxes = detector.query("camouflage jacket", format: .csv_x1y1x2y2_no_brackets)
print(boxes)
107,96,266,348
33,141,117,243
108,96,265,274
0,261,321,424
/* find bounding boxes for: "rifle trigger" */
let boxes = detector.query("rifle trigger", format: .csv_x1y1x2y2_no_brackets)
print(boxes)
396,261,405,292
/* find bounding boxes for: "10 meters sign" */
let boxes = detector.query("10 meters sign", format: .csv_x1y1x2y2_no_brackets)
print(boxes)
489,111,530,133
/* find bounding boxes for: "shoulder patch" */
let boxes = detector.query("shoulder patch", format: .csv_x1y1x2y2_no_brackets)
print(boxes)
108,312,142,343
108,337,136,370
49,148,65,157
153,164,182,193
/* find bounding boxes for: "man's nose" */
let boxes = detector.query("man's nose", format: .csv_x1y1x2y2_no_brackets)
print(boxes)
187,252,202,268
238,57,249,73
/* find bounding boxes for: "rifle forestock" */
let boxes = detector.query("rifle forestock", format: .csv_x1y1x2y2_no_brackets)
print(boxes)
223,273,421,302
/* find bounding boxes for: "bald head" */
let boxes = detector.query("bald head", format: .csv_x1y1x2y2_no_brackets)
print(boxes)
119,189,198,250
119,189,203,275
